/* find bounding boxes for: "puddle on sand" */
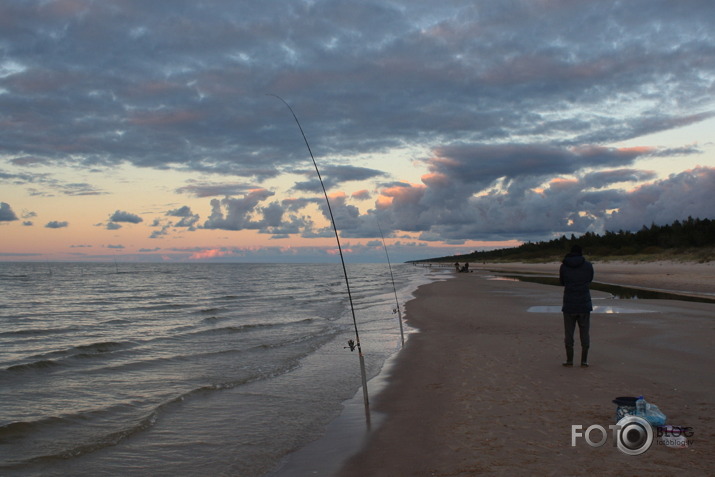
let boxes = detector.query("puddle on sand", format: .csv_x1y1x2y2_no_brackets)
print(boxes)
528,305,654,314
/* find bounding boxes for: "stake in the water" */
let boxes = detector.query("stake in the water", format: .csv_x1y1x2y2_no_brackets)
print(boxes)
268,94,371,426
377,220,405,347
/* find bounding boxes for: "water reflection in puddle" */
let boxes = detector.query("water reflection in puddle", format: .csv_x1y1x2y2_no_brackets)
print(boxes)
527,305,654,314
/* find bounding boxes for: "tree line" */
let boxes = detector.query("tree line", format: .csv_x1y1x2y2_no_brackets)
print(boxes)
417,216,715,263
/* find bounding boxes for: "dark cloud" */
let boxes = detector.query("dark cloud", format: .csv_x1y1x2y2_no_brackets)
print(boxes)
0,171,103,197
165,205,200,229
582,169,658,190
203,189,277,231
109,210,143,223
292,165,386,192
428,144,651,189
372,165,715,242
2,1,714,248
0,202,19,221
605,167,715,231
1,0,712,178
45,220,69,228
166,206,193,217
149,224,171,239
176,182,261,198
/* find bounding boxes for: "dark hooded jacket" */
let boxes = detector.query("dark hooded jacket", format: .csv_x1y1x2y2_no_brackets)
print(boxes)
559,253,594,313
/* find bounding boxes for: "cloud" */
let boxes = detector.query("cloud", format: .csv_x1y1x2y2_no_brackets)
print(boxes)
605,167,715,230
370,164,715,242
202,189,276,231
45,220,69,228
166,206,193,217
176,182,259,198
0,171,104,197
189,248,235,260
0,202,18,221
1,1,714,253
581,169,658,189
166,205,200,229
351,189,371,200
1,0,712,180
109,210,143,224
149,224,171,239
293,165,387,192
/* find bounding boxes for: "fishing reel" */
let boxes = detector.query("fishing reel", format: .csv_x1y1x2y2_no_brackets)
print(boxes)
344,339,356,352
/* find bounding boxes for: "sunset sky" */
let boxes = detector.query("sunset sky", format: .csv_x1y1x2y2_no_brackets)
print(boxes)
2,0,714,263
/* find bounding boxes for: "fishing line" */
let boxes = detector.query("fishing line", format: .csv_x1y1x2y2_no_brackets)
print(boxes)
376,220,405,347
268,94,370,426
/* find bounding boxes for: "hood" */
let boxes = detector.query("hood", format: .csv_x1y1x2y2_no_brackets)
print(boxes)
562,253,585,268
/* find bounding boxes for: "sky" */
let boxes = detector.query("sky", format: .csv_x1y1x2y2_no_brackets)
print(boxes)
1,0,715,263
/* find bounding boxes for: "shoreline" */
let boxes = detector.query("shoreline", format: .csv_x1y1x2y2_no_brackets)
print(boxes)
334,262,715,476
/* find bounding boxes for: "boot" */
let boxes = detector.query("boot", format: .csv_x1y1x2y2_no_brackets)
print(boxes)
581,347,590,367
562,346,574,367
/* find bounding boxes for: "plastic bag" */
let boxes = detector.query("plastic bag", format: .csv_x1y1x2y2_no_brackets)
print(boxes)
643,402,667,426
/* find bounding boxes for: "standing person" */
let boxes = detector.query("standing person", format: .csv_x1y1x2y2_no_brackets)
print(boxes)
559,245,594,367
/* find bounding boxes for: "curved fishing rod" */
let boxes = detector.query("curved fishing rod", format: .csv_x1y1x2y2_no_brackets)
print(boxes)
376,220,405,347
268,94,370,425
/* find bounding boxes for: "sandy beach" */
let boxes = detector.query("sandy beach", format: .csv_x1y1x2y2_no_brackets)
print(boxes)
335,261,715,476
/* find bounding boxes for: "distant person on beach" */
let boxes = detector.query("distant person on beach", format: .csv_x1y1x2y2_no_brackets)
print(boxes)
461,262,469,273
455,262,461,272
559,245,594,367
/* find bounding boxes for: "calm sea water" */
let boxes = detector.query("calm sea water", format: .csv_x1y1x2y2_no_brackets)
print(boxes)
0,262,443,476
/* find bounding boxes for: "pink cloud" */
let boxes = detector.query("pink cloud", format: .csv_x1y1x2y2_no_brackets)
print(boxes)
189,249,233,260
351,189,371,200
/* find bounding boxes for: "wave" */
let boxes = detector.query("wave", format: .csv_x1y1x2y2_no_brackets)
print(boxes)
200,315,224,324
196,306,225,314
0,366,298,468
175,318,315,340
0,409,159,468
6,359,62,372
216,294,240,301
5,341,134,373
0,416,66,440
0,326,80,338
121,303,192,312
73,341,127,354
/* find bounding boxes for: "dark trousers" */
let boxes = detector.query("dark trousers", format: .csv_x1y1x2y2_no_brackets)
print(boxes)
563,312,590,348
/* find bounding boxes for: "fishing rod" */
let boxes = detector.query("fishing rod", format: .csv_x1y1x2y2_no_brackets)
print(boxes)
376,220,405,347
268,94,370,426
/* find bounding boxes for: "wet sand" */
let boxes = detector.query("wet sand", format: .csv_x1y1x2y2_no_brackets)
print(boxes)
336,262,715,476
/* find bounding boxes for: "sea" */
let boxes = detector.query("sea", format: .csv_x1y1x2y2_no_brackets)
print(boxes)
0,262,447,476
